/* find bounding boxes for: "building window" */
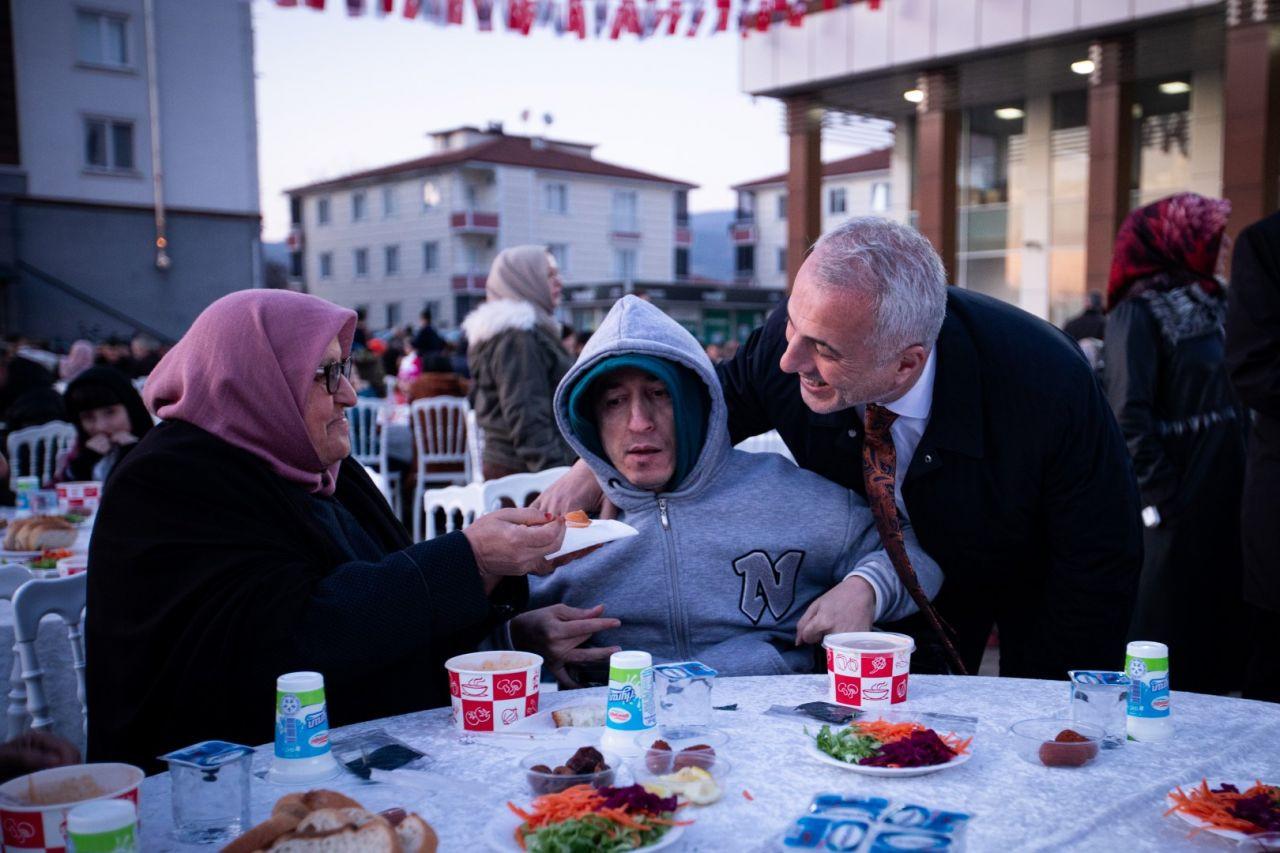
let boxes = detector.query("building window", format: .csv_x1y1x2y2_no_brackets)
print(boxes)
421,180,441,210
674,190,689,227
385,302,401,329
829,188,847,214
289,252,303,279
957,103,1026,307
736,190,756,221
354,248,369,277
352,191,367,222
614,248,637,281
77,10,128,68
289,197,302,226
735,245,755,278
871,182,891,213
382,186,397,218
317,197,330,225
319,252,333,279
776,193,787,220
84,118,133,171
384,245,400,276
422,241,439,273
674,247,689,280
547,243,569,275
1132,78,1193,209
777,247,787,273
544,182,568,214
612,191,638,232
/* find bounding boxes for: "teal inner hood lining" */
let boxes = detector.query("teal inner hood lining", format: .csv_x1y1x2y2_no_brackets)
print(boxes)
566,354,709,492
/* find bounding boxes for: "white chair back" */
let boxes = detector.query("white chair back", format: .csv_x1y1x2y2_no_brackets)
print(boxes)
348,401,401,514
734,429,796,464
6,422,77,492
0,564,34,737
383,375,398,399
481,466,571,512
466,409,485,484
11,572,87,735
423,482,484,539
408,397,471,540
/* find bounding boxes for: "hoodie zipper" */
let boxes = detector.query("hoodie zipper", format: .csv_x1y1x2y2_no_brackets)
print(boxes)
656,495,690,659
658,497,670,530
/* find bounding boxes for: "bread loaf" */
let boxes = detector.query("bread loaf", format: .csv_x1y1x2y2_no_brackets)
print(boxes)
3,517,76,551
221,789,436,853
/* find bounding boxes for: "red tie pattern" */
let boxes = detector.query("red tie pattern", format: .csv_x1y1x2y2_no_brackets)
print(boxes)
861,403,969,675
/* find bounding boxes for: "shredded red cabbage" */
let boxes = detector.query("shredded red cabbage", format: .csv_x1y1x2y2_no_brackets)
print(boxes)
595,784,679,815
1229,790,1280,833
858,729,957,768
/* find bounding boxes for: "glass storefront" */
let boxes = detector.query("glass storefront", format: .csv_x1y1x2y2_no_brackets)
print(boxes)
1049,90,1089,326
957,104,1025,304
1131,77,1192,209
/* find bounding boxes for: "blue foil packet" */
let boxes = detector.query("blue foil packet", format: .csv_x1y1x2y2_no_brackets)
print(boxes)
781,794,971,851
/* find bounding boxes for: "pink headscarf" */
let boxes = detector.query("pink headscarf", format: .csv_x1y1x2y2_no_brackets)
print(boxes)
59,340,95,381
144,290,356,496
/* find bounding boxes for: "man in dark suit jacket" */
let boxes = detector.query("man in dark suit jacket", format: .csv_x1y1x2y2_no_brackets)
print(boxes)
715,218,1142,679
1225,209,1280,702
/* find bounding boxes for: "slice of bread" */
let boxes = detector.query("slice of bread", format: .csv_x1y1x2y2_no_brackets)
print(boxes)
395,814,438,853
270,818,399,852
550,705,606,727
22,519,76,550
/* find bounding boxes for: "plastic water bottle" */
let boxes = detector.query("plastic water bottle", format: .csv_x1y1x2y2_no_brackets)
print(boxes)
1125,641,1172,742
602,650,656,751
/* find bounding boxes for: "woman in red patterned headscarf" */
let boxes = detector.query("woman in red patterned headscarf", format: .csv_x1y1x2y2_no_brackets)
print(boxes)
1104,192,1247,695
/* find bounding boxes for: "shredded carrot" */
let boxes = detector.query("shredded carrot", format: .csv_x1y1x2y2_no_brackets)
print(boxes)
851,720,972,756
506,782,693,849
1164,779,1278,836
742,789,754,801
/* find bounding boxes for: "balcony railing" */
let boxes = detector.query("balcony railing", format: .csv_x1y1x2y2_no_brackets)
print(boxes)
675,227,692,247
450,273,486,291
729,221,757,244
449,210,500,232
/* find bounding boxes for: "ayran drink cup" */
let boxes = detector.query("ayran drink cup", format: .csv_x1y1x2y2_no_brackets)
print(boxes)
269,671,341,783
1068,670,1129,749
823,631,915,708
653,660,718,738
445,651,543,733
158,740,254,845
66,798,137,852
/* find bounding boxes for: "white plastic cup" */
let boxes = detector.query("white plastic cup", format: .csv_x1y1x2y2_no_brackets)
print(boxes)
67,799,136,853
1125,640,1172,742
823,631,915,707
269,672,339,783
602,650,655,751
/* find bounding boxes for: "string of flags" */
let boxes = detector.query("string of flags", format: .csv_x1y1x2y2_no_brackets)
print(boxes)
272,0,882,38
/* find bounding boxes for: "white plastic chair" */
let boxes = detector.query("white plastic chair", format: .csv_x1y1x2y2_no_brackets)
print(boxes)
408,397,471,540
6,422,77,491
0,563,34,737
348,400,401,514
423,482,484,539
480,466,571,512
466,409,485,484
11,572,87,735
383,375,398,399
734,429,796,464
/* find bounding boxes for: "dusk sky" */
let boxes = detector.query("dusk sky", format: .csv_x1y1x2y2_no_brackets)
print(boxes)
252,1,875,240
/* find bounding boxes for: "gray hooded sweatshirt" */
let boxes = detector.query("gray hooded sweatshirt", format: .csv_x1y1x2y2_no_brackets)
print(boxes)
529,296,942,676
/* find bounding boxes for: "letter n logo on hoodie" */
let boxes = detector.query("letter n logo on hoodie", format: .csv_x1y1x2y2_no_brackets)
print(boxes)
732,550,804,624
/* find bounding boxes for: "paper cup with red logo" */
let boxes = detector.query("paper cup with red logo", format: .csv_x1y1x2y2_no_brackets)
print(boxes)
56,555,88,577
823,631,916,708
0,763,143,853
55,482,101,516
445,651,543,732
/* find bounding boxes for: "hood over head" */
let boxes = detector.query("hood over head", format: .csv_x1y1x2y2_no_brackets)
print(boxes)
555,296,726,503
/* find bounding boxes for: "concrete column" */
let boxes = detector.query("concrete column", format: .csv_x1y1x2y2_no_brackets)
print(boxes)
1020,94,1052,319
914,70,959,283
1222,2,1280,238
784,94,823,293
1085,37,1134,295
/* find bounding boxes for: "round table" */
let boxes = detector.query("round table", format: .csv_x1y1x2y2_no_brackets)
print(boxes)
138,674,1280,851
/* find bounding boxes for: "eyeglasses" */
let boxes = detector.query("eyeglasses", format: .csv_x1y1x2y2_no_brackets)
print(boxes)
314,356,354,394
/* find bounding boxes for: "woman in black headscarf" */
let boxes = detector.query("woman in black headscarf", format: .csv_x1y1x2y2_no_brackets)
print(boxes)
57,367,153,484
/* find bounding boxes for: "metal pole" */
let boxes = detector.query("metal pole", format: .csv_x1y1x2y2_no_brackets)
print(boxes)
142,0,169,270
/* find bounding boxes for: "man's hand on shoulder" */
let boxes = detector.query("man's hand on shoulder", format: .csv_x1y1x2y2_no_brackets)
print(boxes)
510,603,621,688
795,576,877,646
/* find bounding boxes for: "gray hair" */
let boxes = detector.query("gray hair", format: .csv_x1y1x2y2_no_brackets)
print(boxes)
810,217,947,359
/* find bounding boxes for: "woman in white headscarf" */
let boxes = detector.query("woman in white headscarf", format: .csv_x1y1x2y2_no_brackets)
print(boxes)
463,246,576,479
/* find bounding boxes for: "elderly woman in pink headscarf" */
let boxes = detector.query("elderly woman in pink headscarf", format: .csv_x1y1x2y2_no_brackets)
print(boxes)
85,290,566,773
58,340,95,383
463,246,576,479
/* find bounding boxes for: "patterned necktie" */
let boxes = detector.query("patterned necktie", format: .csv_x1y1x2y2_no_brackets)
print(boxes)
861,403,968,675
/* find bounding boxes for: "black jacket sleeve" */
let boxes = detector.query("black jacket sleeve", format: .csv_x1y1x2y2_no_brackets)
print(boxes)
717,302,788,444
1226,214,1280,419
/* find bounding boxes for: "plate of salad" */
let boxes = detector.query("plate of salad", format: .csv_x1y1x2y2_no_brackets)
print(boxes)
490,782,689,852
1165,779,1280,840
807,719,973,778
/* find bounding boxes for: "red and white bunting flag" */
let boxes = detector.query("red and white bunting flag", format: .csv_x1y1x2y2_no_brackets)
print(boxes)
474,0,495,28
868,0,880,8
346,0,366,15
304,0,326,8
755,0,771,31
567,0,587,38
403,0,423,16
275,0,299,7
375,0,394,14
713,0,730,31
594,0,608,35
448,0,465,23
666,0,681,34
642,0,658,36
610,0,641,37
686,0,704,34
787,0,804,26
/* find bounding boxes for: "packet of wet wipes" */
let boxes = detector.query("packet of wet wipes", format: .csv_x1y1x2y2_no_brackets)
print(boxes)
332,729,429,779
764,702,863,725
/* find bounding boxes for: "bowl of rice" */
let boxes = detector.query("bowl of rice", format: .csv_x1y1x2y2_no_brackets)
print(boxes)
0,763,143,852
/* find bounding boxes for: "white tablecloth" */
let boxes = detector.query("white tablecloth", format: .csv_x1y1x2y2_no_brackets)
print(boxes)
138,674,1280,851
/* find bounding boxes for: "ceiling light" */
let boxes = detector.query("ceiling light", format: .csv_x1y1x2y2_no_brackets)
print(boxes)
1158,80,1191,94
994,107,1025,120
1070,59,1094,75
903,89,924,104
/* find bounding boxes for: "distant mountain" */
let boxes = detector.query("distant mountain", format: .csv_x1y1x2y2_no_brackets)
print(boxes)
689,210,735,284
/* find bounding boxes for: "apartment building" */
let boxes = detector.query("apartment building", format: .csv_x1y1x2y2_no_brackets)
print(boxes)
0,0,262,341
730,148,893,289
739,0,1274,325
285,126,695,330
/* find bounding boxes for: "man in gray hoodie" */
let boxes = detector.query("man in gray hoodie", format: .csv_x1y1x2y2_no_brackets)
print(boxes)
511,296,941,685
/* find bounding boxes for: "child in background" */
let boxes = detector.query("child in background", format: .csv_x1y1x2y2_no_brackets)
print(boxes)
57,367,154,484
